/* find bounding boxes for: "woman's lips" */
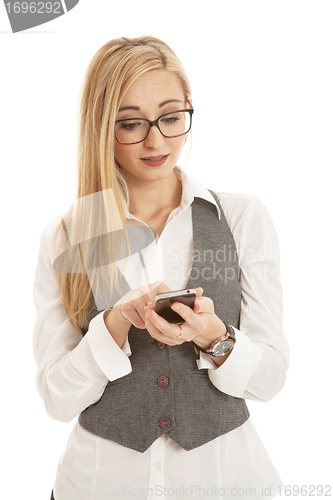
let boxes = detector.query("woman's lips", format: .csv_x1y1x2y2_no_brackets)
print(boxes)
140,154,169,167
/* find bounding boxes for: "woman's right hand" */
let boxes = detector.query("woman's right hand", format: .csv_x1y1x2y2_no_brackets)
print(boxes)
113,281,172,329
104,281,172,348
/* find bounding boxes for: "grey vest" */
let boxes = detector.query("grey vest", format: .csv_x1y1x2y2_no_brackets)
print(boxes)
79,191,249,453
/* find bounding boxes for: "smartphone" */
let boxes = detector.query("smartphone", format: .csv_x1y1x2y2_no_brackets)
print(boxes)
154,288,197,323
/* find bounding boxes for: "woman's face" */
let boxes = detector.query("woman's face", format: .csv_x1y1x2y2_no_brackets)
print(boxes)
114,70,188,185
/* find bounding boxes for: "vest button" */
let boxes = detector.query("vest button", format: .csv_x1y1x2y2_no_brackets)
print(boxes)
157,375,169,388
159,416,171,429
156,341,166,349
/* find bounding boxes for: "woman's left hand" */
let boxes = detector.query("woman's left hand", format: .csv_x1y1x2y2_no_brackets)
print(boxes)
144,287,226,348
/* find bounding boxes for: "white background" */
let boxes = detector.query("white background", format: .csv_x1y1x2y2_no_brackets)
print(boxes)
0,1,332,499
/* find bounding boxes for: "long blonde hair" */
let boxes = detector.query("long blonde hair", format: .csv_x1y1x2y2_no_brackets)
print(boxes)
52,36,192,331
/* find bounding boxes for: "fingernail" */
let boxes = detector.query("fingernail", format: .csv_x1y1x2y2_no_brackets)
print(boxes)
171,303,179,311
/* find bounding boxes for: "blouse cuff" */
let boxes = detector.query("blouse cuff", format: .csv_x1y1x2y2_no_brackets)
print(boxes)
71,311,132,383
197,328,262,398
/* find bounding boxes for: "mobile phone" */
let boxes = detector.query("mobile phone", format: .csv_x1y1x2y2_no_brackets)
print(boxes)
154,288,197,323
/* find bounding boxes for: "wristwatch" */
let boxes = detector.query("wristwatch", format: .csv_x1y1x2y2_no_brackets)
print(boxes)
194,323,236,357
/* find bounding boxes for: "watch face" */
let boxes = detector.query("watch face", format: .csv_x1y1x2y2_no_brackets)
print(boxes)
213,340,234,356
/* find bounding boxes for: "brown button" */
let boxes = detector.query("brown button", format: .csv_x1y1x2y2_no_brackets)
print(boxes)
157,375,169,388
156,341,166,349
159,417,171,429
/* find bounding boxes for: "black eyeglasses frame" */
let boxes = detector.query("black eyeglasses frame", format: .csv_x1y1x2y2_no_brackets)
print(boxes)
114,108,194,145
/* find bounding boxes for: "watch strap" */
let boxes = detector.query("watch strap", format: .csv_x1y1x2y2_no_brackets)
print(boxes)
194,323,236,356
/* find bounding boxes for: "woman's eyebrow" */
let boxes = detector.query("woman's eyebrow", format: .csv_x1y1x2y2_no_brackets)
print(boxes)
117,99,183,113
159,99,183,108
118,105,140,113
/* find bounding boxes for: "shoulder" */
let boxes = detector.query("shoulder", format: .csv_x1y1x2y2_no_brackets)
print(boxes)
213,192,280,265
213,192,269,230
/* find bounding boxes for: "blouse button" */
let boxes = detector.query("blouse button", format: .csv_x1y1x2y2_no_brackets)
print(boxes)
156,341,166,349
159,417,171,429
157,375,169,388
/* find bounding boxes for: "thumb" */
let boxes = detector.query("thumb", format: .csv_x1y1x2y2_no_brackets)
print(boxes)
193,288,204,313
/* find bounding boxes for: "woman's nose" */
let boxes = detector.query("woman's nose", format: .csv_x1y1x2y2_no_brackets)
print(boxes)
143,125,165,149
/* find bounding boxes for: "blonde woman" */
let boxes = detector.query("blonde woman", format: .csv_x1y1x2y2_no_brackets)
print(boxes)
33,36,289,500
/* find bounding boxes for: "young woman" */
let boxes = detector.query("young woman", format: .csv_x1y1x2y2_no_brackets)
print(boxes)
33,36,289,500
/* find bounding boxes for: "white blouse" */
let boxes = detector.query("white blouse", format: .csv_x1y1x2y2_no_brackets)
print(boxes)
33,168,289,500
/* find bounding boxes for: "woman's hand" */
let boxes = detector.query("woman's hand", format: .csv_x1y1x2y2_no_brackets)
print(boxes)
105,281,173,349
144,287,227,348
112,281,173,329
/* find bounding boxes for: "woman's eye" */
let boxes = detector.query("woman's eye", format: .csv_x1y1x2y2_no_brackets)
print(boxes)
120,121,142,130
161,116,180,124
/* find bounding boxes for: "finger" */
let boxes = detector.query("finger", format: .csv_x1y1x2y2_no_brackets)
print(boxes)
170,298,213,331
144,314,173,344
120,306,145,329
115,281,164,307
192,288,204,313
193,295,214,314
144,314,176,345
119,294,151,328
126,292,158,326
145,282,173,310
121,312,145,329
144,306,184,341
144,306,171,333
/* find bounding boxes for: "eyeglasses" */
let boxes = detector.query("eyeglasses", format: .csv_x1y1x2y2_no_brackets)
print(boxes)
115,108,194,145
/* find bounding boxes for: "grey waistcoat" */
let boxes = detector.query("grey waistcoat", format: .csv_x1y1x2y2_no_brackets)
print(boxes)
78,190,249,453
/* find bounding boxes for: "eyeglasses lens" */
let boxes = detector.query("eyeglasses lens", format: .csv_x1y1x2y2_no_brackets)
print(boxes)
115,110,191,144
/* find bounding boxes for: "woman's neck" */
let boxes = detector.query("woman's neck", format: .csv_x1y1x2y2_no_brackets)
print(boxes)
125,169,182,220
